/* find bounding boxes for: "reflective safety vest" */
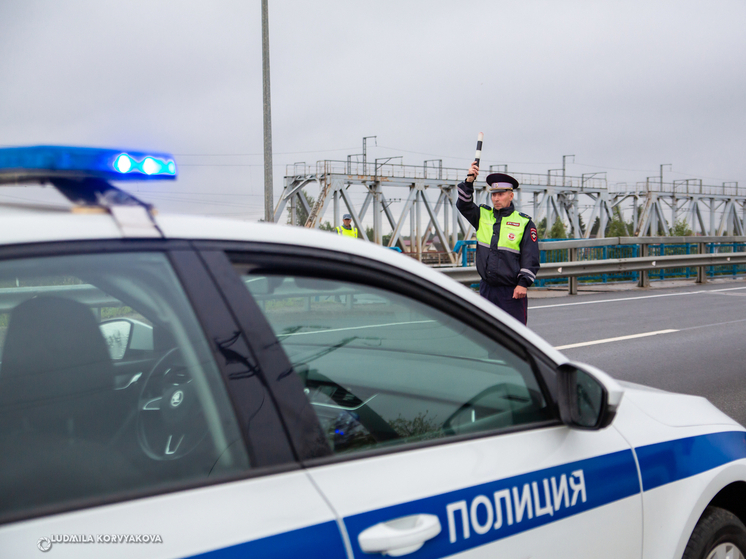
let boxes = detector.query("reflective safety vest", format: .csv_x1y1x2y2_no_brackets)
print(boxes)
335,225,358,238
476,208,529,252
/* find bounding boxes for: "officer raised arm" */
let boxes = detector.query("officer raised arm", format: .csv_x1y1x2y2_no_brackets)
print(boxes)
456,169,540,325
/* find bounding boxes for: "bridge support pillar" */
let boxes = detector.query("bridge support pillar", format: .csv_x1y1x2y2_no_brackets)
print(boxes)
696,242,707,284
569,247,578,295
638,242,650,288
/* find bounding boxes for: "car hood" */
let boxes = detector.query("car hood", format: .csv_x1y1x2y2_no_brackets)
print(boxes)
618,381,741,429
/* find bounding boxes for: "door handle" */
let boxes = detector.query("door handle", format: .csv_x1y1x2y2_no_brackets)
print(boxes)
358,513,441,556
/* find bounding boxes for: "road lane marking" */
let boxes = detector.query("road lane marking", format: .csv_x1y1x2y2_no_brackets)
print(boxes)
532,292,702,309
704,287,746,296
554,329,679,350
678,317,746,331
707,286,746,293
531,286,746,310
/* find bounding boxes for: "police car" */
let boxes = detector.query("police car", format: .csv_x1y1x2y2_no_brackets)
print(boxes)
0,146,744,559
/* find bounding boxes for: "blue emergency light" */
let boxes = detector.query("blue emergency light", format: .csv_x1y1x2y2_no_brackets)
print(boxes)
0,145,177,184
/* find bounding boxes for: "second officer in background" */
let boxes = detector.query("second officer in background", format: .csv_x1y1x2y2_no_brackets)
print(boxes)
335,214,359,238
456,162,540,325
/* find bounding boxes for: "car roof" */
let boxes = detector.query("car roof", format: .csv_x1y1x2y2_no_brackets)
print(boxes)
0,208,567,366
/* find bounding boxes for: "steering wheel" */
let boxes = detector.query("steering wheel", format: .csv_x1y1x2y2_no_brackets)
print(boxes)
137,348,208,460
443,383,519,434
299,369,400,450
443,383,546,435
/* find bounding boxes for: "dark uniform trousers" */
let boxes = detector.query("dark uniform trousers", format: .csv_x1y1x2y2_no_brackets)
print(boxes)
479,281,528,325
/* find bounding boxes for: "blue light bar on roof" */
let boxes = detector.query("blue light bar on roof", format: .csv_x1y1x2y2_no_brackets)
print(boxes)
0,145,177,184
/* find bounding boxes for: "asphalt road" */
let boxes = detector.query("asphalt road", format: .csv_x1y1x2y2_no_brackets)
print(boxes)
528,278,746,426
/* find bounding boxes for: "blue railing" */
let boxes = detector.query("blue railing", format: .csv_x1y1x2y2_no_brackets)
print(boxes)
453,240,477,267
538,240,638,286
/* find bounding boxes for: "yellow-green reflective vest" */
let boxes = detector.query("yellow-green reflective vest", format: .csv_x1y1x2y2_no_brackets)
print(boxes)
336,225,358,238
476,208,529,252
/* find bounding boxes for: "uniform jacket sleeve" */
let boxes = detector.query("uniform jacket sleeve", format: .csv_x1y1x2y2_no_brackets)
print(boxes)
456,180,480,230
517,219,540,287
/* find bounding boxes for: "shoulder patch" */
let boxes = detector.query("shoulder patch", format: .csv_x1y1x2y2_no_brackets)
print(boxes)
519,212,532,219
479,204,492,210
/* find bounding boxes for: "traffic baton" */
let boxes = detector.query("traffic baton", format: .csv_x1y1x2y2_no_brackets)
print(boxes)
468,132,483,178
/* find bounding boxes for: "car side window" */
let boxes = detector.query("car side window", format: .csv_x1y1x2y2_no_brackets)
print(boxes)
240,272,551,455
0,253,250,523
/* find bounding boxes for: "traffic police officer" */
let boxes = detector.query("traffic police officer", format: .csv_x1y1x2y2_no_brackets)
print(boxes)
335,214,359,238
456,162,540,325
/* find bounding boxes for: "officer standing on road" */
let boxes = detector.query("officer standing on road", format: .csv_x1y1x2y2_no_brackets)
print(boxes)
456,162,540,325
335,214,359,238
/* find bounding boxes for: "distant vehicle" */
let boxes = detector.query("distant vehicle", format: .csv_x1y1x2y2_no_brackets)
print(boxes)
0,145,745,559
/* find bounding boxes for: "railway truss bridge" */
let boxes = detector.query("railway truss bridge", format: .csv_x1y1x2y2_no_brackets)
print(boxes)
274,159,744,266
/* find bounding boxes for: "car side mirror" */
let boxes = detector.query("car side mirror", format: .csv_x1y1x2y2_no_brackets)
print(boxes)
100,319,133,360
243,275,283,295
556,362,624,430
244,276,270,295
99,318,153,360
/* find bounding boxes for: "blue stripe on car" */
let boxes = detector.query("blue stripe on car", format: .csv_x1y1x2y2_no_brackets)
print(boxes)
186,520,347,559
635,431,746,491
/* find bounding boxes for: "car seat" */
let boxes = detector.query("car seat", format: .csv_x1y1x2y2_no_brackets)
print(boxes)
0,296,117,441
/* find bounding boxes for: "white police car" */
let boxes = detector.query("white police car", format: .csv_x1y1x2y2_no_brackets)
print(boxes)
0,146,744,559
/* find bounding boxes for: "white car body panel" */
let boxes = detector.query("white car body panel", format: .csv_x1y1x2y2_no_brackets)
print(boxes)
0,470,346,558
611,386,746,559
0,213,122,245
624,388,742,429
641,463,746,559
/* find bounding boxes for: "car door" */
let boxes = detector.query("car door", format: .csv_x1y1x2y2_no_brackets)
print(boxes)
0,243,348,559
205,244,644,559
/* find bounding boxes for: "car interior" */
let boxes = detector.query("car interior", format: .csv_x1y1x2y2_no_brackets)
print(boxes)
0,252,249,522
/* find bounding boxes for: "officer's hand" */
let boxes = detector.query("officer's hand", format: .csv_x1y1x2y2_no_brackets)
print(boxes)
513,285,527,299
466,162,479,183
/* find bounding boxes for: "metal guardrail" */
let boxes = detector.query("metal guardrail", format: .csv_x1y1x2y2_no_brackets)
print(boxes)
443,236,746,293
441,252,746,284
535,236,746,250
0,284,117,312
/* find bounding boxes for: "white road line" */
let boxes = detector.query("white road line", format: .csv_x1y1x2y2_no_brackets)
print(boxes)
706,286,746,293
531,285,746,310
554,329,679,350
678,317,746,331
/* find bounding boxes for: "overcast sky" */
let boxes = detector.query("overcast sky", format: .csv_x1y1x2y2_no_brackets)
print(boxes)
1,1,744,223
